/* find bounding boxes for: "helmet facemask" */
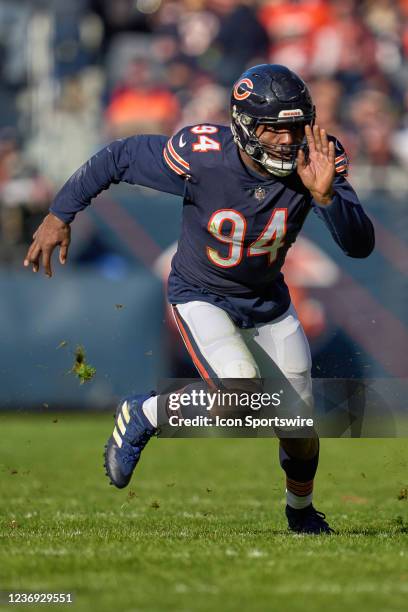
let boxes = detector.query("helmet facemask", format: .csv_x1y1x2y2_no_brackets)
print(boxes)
231,106,310,177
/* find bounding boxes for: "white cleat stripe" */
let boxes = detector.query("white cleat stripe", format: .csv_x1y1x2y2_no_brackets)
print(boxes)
122,401,130,423
113,427,122,448
117,414,126,435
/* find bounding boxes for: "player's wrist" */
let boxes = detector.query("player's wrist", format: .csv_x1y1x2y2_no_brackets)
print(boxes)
310,188,334,206
48,212,68,225
48,210,72,226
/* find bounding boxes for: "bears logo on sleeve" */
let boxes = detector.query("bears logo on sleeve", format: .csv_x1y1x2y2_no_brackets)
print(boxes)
332,137,349,177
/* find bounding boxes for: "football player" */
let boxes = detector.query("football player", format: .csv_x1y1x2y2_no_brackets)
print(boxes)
24,64,374,534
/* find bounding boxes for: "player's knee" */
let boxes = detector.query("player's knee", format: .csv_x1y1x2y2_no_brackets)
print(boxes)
214,345,259,379
282,339,312,379
272,313,312,377
276,325,313,406
286,373,314,411
222,359,258,379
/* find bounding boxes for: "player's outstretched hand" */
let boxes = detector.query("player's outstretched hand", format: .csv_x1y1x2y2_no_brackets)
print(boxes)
23,213,71,277
297,125,335,206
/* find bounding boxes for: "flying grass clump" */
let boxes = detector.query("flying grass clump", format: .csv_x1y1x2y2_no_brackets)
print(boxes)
70,345,96,384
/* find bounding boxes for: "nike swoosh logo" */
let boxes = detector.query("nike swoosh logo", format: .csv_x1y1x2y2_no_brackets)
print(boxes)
179,134,186,147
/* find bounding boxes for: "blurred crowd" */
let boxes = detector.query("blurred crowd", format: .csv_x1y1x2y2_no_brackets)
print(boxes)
1,0,408,261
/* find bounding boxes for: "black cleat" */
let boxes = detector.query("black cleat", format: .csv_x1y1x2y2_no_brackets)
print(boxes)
286,504,334,534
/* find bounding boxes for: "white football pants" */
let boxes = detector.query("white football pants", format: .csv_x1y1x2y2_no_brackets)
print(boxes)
172,301,313,407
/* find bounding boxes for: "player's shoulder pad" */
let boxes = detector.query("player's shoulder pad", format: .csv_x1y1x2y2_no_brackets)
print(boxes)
328,134,349,177
163,124,227,178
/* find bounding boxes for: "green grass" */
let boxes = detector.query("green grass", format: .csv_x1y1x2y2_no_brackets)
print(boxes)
0,414,407,612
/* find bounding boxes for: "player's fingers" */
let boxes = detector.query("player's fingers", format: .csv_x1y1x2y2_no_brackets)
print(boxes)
23,247,32,268
321,128,329,156
305,124,315,151
296,147,305,168
24,240,36,266
41,247,53,277
59,242,69,265
328,140,335,164
24,242,41,271
313,125,322,152
29,256,40,273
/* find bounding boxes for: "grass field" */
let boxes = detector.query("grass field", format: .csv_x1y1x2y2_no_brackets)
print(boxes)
0,414,407,612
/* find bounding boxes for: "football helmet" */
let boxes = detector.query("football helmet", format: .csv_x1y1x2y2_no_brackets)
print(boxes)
230,64,315,177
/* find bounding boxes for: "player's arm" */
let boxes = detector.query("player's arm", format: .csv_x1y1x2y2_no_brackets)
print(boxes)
311,174,375,258
297,125,375,258
23,133,192,276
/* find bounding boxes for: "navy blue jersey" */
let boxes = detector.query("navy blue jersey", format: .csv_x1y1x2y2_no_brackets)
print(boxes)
50,124,374,327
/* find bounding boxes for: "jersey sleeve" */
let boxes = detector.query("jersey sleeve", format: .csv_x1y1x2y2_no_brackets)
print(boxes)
50,133,193,224
311,171,374,259
330,135,349,177
162,127,195,179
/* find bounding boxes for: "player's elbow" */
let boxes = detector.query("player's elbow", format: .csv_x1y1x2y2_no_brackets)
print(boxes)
346,234,375,258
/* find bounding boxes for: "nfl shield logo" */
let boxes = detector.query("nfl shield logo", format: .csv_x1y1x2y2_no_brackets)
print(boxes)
254,187,266,201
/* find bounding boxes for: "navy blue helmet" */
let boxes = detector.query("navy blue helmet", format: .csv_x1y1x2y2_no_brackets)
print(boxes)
230,64,315,177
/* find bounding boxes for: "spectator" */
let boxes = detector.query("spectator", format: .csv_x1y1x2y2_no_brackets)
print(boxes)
0,127,52,262
258,0,331,77
205,0,269,85
1,0,408,262
105,58,180,136
349,88,398,165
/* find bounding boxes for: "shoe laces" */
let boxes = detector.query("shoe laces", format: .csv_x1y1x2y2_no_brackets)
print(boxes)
120,434,151,466
138,430,154,449
122,446,139,466
304,507,333,532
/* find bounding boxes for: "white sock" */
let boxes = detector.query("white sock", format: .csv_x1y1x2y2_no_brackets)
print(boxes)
142,395,158,428
286,489,313,510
